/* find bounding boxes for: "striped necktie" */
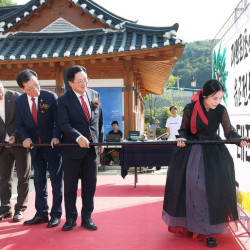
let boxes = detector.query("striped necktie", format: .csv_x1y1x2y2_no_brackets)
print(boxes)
79,95,90,123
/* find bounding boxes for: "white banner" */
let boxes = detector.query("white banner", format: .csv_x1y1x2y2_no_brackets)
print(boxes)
213,6,250,214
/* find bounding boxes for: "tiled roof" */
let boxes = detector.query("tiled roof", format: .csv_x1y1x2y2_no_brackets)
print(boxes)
0,24,183,61
0,0,136,33
0,5,21,18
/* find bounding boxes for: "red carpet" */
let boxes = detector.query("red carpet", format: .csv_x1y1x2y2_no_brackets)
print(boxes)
0,175,243,250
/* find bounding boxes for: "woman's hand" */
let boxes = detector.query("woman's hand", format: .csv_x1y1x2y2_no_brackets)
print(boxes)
240,137,250,147
177,138,187,147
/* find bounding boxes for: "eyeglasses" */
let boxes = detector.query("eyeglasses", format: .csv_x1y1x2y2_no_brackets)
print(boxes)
23,82,39,92
74,78,88,85
23,86,36,92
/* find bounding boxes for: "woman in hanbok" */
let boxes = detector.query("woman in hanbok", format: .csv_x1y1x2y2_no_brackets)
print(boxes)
162,79,250,247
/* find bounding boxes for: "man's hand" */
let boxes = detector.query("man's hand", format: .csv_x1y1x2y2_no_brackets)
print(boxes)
77,136,90,148
5,136,15,148
98,146,104,155
176,138,186,147
51,138,59,148
23,138,33,148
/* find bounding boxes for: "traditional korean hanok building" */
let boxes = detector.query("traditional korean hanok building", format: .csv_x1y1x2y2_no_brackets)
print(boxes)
0,0,185,137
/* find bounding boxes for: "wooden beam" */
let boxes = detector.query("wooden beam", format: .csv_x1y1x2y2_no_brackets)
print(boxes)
134,54,145,59
28,63,33,68
55,65,64,97
147,52,160,57
113,57,119,62
24,20,29,25
90,59,96,64
35,11,40,16
39,62,44,67
70,60,75,66
101,58,107,63
49,62,55,67
60,61,65,67
17,64,22,69
124,55,131,61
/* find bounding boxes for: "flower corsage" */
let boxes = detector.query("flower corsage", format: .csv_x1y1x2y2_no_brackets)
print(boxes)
91,98,100,108
40,103,50,113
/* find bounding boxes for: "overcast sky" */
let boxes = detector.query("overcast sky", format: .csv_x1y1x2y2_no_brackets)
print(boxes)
15,0,241,42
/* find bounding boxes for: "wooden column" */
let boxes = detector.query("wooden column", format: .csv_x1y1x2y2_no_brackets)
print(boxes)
55,64,64,96
123,61,135,138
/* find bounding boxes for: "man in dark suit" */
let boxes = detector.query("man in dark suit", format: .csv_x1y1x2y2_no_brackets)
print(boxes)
0,82,31,222
15,69,63,228
58,65,103,231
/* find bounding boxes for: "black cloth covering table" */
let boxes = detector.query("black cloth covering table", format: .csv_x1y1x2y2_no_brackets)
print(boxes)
120,144,175,178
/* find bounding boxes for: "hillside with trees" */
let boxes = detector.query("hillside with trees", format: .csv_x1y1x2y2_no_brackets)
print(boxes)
145,40,212,134
173,40,212,89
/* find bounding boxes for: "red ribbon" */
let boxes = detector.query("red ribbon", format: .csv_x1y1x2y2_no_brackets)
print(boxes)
190,90,208,134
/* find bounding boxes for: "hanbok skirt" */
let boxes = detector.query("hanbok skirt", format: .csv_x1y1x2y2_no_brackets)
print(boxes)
162,144,237,235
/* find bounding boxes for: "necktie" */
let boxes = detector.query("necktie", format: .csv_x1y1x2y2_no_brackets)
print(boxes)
31,97,37,125
79,95,90,123
79,95,92,141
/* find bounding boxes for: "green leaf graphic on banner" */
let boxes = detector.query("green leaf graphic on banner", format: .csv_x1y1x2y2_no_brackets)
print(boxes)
213,43,228,104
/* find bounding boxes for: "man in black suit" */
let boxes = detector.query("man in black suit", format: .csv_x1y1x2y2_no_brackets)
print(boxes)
15,70,63,228
0,82,31,222
58,65,103,231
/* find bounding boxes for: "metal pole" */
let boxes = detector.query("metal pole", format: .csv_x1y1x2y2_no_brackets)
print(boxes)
0,138,249,147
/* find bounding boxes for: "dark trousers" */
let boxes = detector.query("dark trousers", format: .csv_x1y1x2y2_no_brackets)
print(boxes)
32,147,63,218
0,147,31,211
63,147,97,221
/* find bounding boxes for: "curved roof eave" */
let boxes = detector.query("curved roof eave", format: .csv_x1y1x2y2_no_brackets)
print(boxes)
0,0,136,33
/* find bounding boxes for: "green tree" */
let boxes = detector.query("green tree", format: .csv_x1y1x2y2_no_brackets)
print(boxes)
0,0,16,6
173,40,212,89
145,75,185,129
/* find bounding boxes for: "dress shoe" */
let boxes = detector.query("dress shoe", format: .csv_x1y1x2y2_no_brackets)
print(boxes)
62,219,76,231
13,210,23,222
23,216,49,226
47,217,61,228
0,209,12,220
207,237,218,247
81,218,97,230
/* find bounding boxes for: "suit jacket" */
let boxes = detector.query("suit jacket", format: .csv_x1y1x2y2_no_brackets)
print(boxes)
0,90,22,152
57,88,103,157
15,89,61,157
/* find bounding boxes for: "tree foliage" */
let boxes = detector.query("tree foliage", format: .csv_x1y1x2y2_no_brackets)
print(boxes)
0,0,16,6
172,40,212,89
145,75,184,128
145,40,212,131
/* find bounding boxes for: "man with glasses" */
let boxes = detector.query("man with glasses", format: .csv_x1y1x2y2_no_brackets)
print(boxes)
0,82,31,222
15,69,63,228
58,65,103,231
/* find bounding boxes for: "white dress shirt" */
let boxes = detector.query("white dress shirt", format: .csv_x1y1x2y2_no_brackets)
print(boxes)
27,95,38,112
73,90,92,142
73,90,91,118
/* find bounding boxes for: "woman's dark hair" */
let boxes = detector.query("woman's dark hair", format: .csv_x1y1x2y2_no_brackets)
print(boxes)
67,65,87,82
16,69,38,88
202,79,224,97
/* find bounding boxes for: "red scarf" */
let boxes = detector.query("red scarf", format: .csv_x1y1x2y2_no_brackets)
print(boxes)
190,90,208,134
